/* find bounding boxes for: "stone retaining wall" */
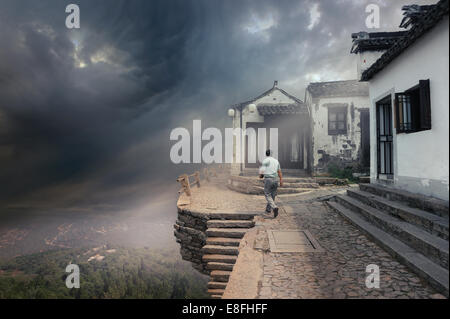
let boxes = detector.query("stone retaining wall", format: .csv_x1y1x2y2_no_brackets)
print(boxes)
174,207,209,274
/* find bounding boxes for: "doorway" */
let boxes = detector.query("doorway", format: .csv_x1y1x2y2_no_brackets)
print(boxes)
376,97,394,178
360,109,370,169
245,115,305,169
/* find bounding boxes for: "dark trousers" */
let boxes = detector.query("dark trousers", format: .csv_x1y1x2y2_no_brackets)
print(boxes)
264,178,278,212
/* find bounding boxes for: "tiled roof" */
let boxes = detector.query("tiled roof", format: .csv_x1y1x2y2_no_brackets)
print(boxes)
306,80,369,98
257,103,306,115
229,81,307,116
399,4,437,29
362,0,449,81
351,32,408,53
230,82,303,109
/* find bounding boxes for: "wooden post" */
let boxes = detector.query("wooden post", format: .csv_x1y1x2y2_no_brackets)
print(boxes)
194,171,201,188
177,174,191,196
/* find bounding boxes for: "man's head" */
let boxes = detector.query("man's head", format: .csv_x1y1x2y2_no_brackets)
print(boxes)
266,149,271,157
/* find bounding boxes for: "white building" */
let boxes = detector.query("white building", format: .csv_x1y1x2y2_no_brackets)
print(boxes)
227,81,311,176
356,0,449,200
305,80,370,173
227,78,370,176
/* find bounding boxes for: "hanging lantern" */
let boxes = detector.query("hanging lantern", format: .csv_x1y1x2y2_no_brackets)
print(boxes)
227,108,235,117
248,103,257,113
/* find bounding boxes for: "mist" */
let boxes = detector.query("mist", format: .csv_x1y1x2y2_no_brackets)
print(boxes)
0,0,437,256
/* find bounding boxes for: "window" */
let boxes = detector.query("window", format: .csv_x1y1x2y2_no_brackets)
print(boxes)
395,79,431,133
328,107,347,135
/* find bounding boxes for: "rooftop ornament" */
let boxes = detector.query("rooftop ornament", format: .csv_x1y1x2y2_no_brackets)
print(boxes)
248,103,257,113
399,4,436,29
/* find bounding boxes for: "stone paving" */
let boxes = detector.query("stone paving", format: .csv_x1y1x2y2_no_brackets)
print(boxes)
188,183,266,213
184,178,446,299
252,194,446,299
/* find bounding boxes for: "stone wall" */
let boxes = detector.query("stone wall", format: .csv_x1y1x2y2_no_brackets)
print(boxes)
174,207,209,274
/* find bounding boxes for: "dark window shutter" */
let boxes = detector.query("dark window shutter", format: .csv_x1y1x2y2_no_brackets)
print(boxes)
394,93,403,131
419,79,431,130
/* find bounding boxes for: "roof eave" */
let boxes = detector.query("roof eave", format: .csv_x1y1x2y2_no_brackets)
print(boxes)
361,0,449,81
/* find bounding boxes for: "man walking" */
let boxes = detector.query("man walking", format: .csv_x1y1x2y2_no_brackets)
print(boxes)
259,149,283,218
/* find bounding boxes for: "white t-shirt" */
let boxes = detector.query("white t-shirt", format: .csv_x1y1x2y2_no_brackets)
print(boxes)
259,157,280,178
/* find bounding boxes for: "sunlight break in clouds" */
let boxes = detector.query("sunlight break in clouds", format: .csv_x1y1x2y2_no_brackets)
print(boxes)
243,12,277,41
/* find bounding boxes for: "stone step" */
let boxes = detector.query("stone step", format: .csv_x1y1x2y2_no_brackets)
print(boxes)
335,195,449,269
348,189,449,240
210,270,231,283
358,176,370,184
283,178,317,183
202,245,239,256
206,228,248,238
360,184,449,218
203,254,237,264
208,281,228,289
240,169,309,178
282,182,320,189
253,186,310,195
208,289,225,296
206,212,258,220
206,262,234,271
207,220,255,229
315,177,348,185
206,237,241,247
327,201,449,297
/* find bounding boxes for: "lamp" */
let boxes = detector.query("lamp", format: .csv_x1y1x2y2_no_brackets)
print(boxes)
248,103,257,113
228,108,235,117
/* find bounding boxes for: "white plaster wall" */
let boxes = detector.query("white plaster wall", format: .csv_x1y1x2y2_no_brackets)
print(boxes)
369,17,449,200
240,88,297,129
310,95,370,169
357,51,385,80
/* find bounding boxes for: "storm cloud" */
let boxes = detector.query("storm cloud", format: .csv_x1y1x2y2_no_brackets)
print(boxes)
0,0,437,205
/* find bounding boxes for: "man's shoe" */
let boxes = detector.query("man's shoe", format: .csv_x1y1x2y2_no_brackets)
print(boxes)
273,207,279,218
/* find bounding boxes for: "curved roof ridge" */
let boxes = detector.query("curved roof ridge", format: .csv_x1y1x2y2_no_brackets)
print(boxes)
230,84,303,109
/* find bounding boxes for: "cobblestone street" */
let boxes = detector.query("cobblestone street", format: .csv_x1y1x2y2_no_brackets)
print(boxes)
253,194,445,299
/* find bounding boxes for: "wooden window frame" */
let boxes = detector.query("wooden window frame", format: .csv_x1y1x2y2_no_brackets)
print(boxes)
328,106,347,135
395,79,431,134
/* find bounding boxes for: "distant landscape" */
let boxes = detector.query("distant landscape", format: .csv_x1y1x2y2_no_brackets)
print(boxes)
0,246,209,299
0,192,209,299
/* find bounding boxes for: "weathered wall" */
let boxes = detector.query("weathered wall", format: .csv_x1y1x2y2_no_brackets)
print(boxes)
308,95,370,172
368,17,449,200
174,207,209,274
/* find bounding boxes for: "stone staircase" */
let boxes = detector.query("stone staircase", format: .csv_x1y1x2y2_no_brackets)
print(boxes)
327,183,449,296
241,168,309,177
228,175,320,195
201,213,256,299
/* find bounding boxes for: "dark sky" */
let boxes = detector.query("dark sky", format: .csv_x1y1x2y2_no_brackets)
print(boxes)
0,0,436,206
